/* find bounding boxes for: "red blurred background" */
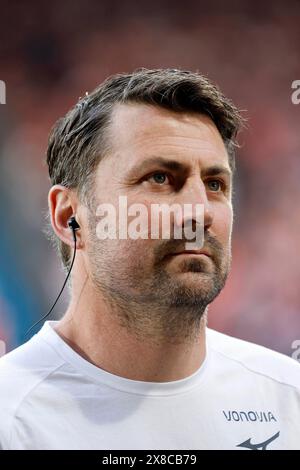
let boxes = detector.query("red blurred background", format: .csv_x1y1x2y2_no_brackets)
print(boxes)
0,0,299,355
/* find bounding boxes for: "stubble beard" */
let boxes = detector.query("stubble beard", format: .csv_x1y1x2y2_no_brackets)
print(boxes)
87,216,231,344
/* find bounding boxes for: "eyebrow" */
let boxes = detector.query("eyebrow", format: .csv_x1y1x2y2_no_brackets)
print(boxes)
126,157,232,180
201,165,232,179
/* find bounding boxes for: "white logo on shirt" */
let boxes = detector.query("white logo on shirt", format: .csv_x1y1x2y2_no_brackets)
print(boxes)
223,410,277,422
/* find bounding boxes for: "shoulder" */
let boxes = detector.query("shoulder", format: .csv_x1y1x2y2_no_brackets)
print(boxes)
0,333,64,448
206,327,300,390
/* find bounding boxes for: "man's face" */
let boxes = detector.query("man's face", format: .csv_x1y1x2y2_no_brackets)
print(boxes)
85,103,233,340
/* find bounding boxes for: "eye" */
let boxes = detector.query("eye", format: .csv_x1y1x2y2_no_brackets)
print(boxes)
206,179,224,192
148,172,170,185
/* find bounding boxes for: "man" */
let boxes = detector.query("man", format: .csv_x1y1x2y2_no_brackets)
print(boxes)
0,68,299,450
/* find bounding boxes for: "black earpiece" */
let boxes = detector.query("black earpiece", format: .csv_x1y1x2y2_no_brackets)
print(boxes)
68,216,80,241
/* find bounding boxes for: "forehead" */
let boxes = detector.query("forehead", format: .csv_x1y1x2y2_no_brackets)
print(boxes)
106,103,230,171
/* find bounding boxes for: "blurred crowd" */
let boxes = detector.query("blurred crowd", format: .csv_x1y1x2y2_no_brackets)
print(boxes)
0,0,299,354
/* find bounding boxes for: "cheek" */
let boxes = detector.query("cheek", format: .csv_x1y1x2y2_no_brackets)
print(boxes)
125,195,159,240
115,238,155,271
213,204,233,244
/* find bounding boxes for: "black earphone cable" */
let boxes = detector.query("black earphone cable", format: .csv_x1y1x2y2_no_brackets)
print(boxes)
25,225,78,338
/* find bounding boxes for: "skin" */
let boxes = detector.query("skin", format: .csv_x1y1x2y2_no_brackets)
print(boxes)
48,103,233,382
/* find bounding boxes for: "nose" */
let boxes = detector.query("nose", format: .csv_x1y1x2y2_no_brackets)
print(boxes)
173,175,214,232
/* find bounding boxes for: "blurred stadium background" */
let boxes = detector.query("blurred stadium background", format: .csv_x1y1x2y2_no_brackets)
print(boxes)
0,0,299,355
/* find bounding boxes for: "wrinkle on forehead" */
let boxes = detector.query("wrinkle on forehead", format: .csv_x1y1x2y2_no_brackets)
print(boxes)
94,103,231,192
108,102,227,159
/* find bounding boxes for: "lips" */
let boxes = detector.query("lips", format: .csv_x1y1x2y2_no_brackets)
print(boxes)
170,250,212,258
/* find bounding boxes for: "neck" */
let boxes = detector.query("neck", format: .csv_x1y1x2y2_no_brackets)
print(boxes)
55,273,208,383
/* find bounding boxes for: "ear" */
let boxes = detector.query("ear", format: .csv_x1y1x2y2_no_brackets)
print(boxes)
48,185,83,248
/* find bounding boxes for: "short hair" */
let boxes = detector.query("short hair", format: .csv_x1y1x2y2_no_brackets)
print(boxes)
46,68,243,270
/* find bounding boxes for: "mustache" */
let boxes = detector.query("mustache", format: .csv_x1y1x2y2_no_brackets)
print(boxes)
153,232,224,264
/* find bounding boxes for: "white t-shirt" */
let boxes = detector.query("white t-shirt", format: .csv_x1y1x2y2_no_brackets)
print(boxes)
0,321,299,450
